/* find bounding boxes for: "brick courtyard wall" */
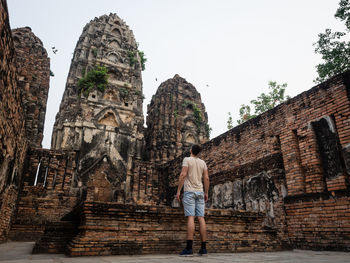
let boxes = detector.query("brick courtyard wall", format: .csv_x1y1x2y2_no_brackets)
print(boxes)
64,202,281,256
284,191,350,250
0,0,28,243
163,71,350,250
9,148,79,241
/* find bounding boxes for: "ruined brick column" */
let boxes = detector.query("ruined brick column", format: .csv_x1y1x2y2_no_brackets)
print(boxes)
146,75,209,163
12,27,50,148
0,0,28,242
51,14,145,195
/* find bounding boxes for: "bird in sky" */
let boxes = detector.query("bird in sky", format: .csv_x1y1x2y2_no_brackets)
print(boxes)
51,46,58,54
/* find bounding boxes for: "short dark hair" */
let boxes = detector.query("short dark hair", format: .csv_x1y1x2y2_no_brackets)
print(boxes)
191,144,201,155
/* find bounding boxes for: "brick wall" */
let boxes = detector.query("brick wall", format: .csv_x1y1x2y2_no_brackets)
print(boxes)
64,202,281,256
9,150,165,241
0,0,28,243
9,148,79,241
284,191,350,250
163,71,350,250
12,27,50,148
129,160,163,205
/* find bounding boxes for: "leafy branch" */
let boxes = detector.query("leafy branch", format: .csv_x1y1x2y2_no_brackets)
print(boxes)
231,81,289,126
314,0,350,83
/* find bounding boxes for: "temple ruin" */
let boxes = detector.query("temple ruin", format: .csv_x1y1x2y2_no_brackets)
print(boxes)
146,74,209,164
1,0,350,256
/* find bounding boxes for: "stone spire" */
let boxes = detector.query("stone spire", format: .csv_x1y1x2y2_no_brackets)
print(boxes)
12,27,50,148
51,14,145,176
146,74,209,163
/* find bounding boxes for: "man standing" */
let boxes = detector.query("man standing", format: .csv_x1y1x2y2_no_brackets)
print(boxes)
176,144,209,256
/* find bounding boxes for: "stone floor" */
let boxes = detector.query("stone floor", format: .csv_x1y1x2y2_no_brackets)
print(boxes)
0,242,350,263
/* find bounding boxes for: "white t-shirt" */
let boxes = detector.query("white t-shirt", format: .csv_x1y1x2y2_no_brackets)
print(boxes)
182,156,207,192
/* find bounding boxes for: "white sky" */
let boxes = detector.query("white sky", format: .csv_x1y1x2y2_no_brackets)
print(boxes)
7,0,345,148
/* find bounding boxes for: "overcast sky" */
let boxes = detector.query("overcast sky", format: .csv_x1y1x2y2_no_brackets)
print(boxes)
7,0,344,148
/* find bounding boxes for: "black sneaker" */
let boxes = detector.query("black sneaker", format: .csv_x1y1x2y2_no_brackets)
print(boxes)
198,248,208,256
179,248,193,256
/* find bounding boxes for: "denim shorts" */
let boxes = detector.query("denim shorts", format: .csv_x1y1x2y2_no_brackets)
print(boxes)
182,191,205,217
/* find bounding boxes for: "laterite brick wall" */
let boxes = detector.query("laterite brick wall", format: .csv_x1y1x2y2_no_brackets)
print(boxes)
9,148,79,241
0,0,28,243
164,72,350,250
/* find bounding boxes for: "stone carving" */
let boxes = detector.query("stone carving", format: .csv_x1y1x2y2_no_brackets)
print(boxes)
211,172,279,221
146,74,209,163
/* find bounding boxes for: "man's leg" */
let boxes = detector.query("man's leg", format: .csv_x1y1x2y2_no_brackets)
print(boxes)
195,193,207,255
180,192,195,256
187,216,195,240
197,217,207,242
198,216,207,255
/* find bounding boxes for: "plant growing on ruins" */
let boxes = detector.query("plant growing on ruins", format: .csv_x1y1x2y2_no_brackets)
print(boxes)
227,112,234,130
128,50,147,71
183,100,203,131
233,81,290,125
119,87,129,99
92,48,98,58
128,51,137,67
77,66,108,97
173,109,178,119
314,0,350,83
138,51,147,71
205,123,212,138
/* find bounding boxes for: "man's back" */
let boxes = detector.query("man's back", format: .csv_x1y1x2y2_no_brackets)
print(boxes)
183,156,207,192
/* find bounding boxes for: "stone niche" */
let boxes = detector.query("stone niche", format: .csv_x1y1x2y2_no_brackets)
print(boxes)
311,116,344,179
83,156,126,203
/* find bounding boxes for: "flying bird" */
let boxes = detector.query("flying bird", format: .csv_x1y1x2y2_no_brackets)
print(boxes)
51,47,58,54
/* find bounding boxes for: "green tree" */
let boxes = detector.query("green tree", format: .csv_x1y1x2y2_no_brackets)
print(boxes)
231,81,289,126
314,0,350,83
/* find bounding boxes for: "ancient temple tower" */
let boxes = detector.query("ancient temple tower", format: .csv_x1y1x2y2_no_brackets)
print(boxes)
146,74,209,163
12,27,50,148
51,14,145,177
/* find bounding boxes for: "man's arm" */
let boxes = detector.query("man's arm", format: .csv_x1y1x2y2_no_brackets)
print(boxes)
176,166,188,201
203,169,209,202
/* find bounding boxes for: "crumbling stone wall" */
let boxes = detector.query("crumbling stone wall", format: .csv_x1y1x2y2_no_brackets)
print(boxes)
146,74,209,163
65,202,281,256
9,148,79,241
130,160,163,205
12,27,50,148
0,0,28,243
9,150,164,240
164,71,350,250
